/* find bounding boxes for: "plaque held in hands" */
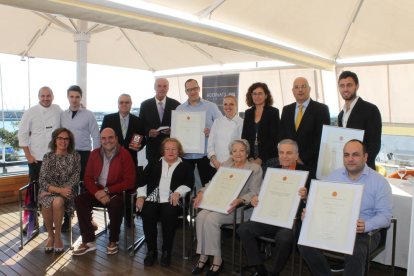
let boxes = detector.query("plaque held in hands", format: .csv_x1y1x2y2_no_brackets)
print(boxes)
129,134,143,151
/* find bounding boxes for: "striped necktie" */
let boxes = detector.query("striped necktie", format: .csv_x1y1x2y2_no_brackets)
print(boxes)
295,104,303,130
121,117,127,139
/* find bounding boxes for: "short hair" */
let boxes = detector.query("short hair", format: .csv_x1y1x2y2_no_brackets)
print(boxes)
185,78,199,87
245,82,274,107
118,94,132,101
67,85,82,97
160,137,184,157
344,139,367,154
48,128,75,153
228,139,250,156
277,139,299,153
154,78,169,89
38,86,53,97
338,71,359,86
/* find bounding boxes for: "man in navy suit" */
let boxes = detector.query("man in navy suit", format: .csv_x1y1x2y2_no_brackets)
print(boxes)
139,78,180,163
280,77,330,175
337,71,382,170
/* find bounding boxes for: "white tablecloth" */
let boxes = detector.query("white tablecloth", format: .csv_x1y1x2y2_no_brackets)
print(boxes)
373,178,413,269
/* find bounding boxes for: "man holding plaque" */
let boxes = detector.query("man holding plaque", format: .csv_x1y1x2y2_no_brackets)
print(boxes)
298,139,392,275
176,79,222,186
279,77,330,175
237,139,310,276
139,78,180,163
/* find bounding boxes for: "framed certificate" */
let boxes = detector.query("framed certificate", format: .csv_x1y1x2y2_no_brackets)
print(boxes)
199,167,252,214
171,111,206,154
298,180,363,255
316,125,364,180
250,168,309,228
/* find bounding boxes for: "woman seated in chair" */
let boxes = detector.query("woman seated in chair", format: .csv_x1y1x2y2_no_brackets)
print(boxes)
38,128,80,254
192,139,263,275
136,138,194,267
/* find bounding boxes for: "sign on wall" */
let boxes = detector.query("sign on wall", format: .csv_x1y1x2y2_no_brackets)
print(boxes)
202,74,239,114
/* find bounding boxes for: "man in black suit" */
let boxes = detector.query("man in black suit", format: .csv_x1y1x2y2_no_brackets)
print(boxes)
337,71,382,170
280,77,330,175
139,78,180,163
100,94,145,227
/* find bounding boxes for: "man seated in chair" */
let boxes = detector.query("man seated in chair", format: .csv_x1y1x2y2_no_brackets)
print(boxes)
73,128,135,255
298,139,392,275
237,139,312,276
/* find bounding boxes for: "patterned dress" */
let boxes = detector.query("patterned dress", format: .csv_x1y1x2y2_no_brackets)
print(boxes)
38,151,81,212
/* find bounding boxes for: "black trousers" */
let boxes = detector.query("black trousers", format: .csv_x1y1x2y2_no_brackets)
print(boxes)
298,232,381,276
237,221,294,274
141,201,180,253
183,156,216,187
28,161,42,201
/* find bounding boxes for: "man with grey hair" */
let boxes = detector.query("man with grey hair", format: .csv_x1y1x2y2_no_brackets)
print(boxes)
237,139,313,276
139,78,180,163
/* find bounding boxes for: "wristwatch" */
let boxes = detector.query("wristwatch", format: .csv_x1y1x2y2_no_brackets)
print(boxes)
104,186,109,194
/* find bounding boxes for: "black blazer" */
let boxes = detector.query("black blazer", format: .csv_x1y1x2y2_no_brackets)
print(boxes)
139,159,194,199
242,105,280,162
139,97,180,163
100,112,146,166
280,99,330,172
338,97,382,169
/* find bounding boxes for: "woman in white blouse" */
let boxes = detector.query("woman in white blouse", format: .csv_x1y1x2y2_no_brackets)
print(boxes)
207,95,243,169
136,138,194,267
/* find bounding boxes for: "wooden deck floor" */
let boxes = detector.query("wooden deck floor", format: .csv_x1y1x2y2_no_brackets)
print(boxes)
0,202,407,276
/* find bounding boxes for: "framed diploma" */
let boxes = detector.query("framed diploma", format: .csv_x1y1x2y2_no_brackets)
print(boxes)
316,125,364,180
250,168,309,228
298,180,363,255
171,111,206,154
198,167,252,214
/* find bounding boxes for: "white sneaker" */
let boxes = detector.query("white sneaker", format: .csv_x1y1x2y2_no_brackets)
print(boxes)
72,242,96,256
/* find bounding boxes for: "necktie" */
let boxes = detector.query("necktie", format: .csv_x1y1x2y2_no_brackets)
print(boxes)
121,117,127,139
158,102,164,122
295,104,303,130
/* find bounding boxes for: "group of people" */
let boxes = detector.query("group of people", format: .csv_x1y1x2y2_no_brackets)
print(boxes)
17,70,391,276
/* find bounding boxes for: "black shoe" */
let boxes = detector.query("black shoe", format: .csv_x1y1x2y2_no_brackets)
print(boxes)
144,250,157,266
252,265,268,276
160,250,171,267
192,258,210,275
206,260,224,276
61,215,70,233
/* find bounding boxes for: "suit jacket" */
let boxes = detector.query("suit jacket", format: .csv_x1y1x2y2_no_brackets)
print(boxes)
242,105,280,162
139,97,180,163
338,97,382,169
100,112,146,166
280,99,330,173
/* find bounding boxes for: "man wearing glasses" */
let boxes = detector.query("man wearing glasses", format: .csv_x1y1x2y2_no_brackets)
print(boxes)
279,77,330,175
176,79,222,186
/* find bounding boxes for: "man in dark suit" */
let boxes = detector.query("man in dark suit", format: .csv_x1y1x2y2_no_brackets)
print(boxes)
337,71,382,170
280,77,330,175
139,78,180,163
100,94,145,227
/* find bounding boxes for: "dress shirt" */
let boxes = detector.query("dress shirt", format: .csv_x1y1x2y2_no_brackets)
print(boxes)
294,98,310,121
155,97,166,109
176,99,222,159
341,96,359,127
137,157,191,202
98,147,116,187
207,114,243,165
327,164,392,232
18,103,62,161
61,107,100,151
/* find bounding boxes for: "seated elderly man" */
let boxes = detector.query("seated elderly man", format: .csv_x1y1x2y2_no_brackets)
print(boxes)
73,128,135,256
237,139,312,276
298,139,392,275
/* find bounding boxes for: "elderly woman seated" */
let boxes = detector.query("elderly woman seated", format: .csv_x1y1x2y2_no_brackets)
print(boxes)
38,128,80,254
136,138,194,267
192,139,263,275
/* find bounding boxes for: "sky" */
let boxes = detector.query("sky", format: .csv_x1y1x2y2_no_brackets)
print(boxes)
0,53,155,112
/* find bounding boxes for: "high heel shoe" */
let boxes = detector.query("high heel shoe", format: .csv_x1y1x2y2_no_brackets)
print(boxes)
192,258,210,275
54,247,65,254
206,260,224,276
44,238,54,253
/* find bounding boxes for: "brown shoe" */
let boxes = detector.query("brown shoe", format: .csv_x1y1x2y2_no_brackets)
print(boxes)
72,242,96,256
106,242,119,255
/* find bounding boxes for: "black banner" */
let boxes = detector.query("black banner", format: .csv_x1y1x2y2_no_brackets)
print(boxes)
202,74,239,114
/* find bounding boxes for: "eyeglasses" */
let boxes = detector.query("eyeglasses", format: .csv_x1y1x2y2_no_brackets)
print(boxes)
57,137,70,141
118,101,131,105
252,92,265,96
185,86,200,93
293,85,308,90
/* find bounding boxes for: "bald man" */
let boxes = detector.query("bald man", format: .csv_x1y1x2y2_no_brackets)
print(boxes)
279,77,330,175
73,128,135,256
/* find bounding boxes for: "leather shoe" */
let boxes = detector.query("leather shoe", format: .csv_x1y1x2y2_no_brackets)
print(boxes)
192,258,210,275
206,260,224,276
160,250,171,267
252,264,268,276
144,250,157,266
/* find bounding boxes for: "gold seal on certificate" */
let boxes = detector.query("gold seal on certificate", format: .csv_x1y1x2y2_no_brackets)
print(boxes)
129,134,143,151
171,111,206,154
298,180,363,254
250,168,309,228
198,167,252,214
